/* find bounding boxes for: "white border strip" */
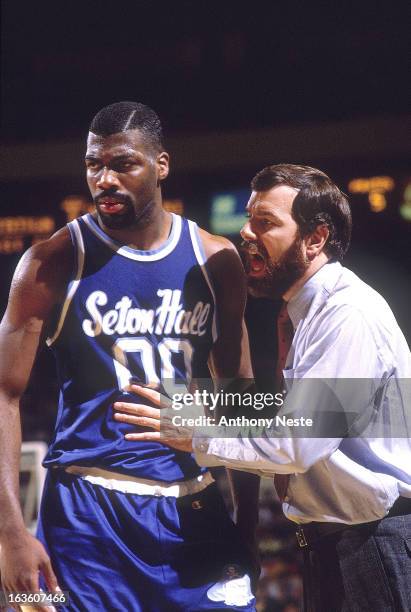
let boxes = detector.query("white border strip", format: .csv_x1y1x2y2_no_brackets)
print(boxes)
46,220,85,346
83,213,182,261
188,220,218,343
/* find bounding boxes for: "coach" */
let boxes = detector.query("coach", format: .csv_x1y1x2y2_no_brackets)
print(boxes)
115,164,411,612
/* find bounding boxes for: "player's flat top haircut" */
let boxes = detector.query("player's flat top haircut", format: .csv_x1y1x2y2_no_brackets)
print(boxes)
89,101,164,151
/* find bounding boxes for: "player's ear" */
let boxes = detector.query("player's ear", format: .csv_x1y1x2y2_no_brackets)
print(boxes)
156,152,169,182
305,224,329,259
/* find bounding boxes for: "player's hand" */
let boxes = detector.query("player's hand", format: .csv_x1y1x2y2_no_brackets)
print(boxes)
0,530,60,611
113,384,194,453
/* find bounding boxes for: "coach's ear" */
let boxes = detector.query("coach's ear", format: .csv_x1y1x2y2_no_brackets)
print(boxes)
156,152,169,182
305,224,329,260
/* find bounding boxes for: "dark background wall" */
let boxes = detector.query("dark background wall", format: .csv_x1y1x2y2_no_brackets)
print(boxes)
2,1,410,140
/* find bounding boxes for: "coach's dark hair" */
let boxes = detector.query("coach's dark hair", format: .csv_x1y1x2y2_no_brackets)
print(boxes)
251,164,352,260
89,101,164,152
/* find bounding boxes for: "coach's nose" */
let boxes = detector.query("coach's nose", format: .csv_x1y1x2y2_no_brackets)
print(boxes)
240,220,257,242
96,167,120,190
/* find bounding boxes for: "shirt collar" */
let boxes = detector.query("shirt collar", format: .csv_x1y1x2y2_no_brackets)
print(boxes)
287,261,342,329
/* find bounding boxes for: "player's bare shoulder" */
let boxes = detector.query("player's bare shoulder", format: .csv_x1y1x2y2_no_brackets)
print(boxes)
197,227,238,258
6,227,74,325
195,227,246,292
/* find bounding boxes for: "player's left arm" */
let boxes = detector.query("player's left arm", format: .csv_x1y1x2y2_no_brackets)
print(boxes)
199,229,260,561
199,229,253,380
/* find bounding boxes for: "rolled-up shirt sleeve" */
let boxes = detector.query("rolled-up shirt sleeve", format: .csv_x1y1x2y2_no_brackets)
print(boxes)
193,303,387,475
193,435,342,475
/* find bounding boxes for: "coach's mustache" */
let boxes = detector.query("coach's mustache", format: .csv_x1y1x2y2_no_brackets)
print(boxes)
240,240,268,257
240,241,259,254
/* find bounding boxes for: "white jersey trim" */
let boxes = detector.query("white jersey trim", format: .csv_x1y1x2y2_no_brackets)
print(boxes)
46,219,85,346
187,220,218,343
82,213,182,261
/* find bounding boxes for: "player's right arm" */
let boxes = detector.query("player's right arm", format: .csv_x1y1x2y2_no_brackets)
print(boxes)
0,229,72,596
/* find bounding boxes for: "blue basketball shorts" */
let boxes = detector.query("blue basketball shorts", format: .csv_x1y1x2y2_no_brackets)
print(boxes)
36,469,256,611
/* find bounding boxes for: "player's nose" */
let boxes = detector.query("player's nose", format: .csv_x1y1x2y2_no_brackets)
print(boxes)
240,220,257,242
96,167,120,190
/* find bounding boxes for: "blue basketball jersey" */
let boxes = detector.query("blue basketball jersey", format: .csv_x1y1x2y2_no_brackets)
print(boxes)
43,213,217,481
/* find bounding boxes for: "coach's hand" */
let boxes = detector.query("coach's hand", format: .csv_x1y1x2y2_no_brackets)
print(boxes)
0,530,60,611
113,384,194,453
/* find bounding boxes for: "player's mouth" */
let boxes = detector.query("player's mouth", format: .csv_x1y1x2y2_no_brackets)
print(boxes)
241,242,268,278
97,196,128,214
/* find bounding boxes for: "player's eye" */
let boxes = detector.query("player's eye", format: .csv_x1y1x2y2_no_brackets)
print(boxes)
85,160,100,170
116,161,136,172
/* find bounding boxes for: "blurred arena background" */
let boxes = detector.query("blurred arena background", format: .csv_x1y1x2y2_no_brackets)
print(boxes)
1,2,410,610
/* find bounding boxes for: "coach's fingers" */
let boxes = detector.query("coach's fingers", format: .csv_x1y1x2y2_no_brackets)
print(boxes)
115,413,161,431
125,431,161,441
125,384,164,406
113,402,160,420
125,431,193,453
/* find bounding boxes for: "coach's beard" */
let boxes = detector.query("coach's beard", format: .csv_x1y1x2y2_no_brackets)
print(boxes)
247,237,310,299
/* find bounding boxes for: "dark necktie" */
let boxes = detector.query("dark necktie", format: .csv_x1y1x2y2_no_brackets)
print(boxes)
274,301,294,502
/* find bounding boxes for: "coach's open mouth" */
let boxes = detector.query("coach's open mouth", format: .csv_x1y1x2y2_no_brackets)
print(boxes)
241,243,267,278
248,252,267,277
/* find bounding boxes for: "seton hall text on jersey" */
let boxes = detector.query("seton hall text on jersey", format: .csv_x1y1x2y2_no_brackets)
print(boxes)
81,289,211,338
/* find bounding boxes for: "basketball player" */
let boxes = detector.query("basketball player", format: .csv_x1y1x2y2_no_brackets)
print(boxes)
0,102,258,611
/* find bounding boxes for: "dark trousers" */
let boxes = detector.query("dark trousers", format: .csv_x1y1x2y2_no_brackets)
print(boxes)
302,514,411,611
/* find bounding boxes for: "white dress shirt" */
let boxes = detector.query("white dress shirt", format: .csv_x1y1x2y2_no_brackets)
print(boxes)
194,261,411,524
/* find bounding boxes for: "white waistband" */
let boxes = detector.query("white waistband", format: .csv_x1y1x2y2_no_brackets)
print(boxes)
64,465,214,497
